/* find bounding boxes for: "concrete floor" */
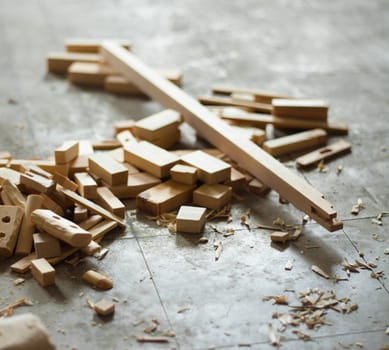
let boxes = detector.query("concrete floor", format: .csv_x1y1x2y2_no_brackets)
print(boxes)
0,0,388,349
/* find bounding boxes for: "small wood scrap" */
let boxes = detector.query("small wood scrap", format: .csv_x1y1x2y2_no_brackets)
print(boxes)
13,277,25,286
336,164,343,175
214,240,223,261
93,299,115,316
176,205,207,233
311,265,331,279
0,297,33,317
292,329,312,341
268,323,282,346
82,270,113,290
31,258,56,287
136,336,169,343
263,295,288,305
351,198,364,215
317,160,328,173
284,260,294,271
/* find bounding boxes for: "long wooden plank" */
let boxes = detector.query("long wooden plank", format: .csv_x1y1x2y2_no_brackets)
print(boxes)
100,42,342,231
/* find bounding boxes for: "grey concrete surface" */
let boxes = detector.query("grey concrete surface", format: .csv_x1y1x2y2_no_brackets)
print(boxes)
0,0,388,349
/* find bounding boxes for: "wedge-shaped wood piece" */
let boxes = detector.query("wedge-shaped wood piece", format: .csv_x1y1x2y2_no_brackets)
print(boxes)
134,109,181,140
10,252,37,273
176,205,207,233
296,140,352,168
272,99,328,121
198,95,272,113
33,232,61,258
100,43,342,231
31,258,55,287
193,184,232,209
47,52,101,74
74,172,98,199
262,129,328,157
109,172,161,199
94,299,115,316
0,205,24,257
229,124,266,146
68,62,114,87
181,150,231,185
137,180,195,216
82,270,113,290
54,141,79,164
20,172,55,194
124,140,179,178
15,194,43,256
66,38,131,53
96,187,126,218
88,153,128,186
53,172,78,192
31,209,91,247
170,164,198,185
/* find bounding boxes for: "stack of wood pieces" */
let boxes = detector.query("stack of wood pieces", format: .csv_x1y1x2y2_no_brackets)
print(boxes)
46,38,182,96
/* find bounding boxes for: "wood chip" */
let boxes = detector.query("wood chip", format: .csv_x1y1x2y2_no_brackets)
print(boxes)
214,240,223,261
136,336,169,343
13,278,25,286
311,265,330,279
351,198,364,215
284,260,294,271
0,298,33,317
268,323,281,346
197,237,208,244
292,329,312,341
348,304,358,313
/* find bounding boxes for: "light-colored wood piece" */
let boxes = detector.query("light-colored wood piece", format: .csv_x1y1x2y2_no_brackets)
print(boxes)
193,184,232,209
47,52,101,74
96,187,126,218
137,180,195,216
109,172,161,199
61,188,126,227
10,252,37,273
198,95,272,113
81,240,102,255
100,43,342,231
54,141,79,164
68,62,114,87
40,194,64,216
66,38,131,53
296,140,352,168
0,167,21,186
92,139,122,150
25,165,53,179
33,232,61,258
20,172,55,194
225,167,246,191
272,99,328,120
0,205,24,257
31,258,55,287
73,205,88,222
82,270,113,290
262,129,328,157
1,179,25,207
31,209,91,247
124,140,179,178
88,153,128,186
15,194,43,255
79,214,103,230
248,178,270,195
0,151,11,160
229,124,266,145
114,119,136,134
53,172,78,192
78,140,94,155
116,130,137,148
270,231,290,243
181,150,231,185
170,164,198,185
69,155,89,176
89,220,118,241
93,299,115,316
74,172,98,199
176,205,207,233
104,75,147,96
149,129,181,149
0,159,8,167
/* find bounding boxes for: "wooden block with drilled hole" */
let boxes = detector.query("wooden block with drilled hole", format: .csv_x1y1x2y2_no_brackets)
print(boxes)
66,38,131,53
124,140,179,178
136,180,195,216
82,270,112,290
114,119,136,134
94,299,115,316
20,172,55,194
30,258,55,287
296,140,352,168
176,205,207,233
88,153,128,186
248,178,270,195
263,129,328,157
31,209,91,247
108,172,161,199
181,150,231,185
229,125,266,145
73,205,88,222
68,62,114,87
193,184,232,210
225,167,247,191
54,141,79,164
0,205,24,257
53,172,78,192
170,164,198,185
272,99,328,121
33,232,61,258
96,187,126,218
10,252,37,273
74,172,98,199
133,109,181,141
47,52,100,74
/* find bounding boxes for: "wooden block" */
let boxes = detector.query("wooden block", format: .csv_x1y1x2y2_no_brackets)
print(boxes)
89,220,118,241
229,125,266,145
199,95,272,113
10,252,37,273
156,68,183,86
248,178,270,195
47,52,101,74
270,231,290,243
82,270,112,290
0,167,21,186
79,214,104,230
15,194,43,255
93,299,115,316
109,172,161,199
53,172,78,192
225,167,247,191
66,38,131,53
20,172,55,194
96,187,126,219
181,150,231,185
92,139,122,150
148,129,181,150
296,140,352,168
79,140,94,155
114,119,136,134
176,205,207,233
108,148,125,163
136,180,195,216
69,155,89,177
40,194,65,216
272,99,328,121
54,141,79,164
38,162,69,177
1,179,26,207
124,140,179,178
116,130,137,148
30,258,55,287
68,62,114,87
25,165,53,179
262,129,328,157
170,164,198,185
73,205,88,222
193,184,232,210
104,75,148,96
33,232,61,258
74,172,98,199
133,109,181,141
31,209,91,247
0,205,24,257
88,153,128,186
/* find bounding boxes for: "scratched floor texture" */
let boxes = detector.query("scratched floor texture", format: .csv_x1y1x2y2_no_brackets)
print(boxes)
0,0,388,349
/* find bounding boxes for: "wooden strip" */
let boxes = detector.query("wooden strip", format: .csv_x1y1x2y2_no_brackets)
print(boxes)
68,62,115,87
272,99,328,121
296,140,352,168
198,95,272,113
10,252,37,273
53,172,78,192
47,52,101,74
100,42,342,231
89,219,118,241
88,153,128,186
96,187,126,218
65,38,131,53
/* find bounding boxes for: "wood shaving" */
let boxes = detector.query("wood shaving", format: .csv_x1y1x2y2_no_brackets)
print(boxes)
311,265,330,279
317,160,327,172
144,320,158,334
0,298,33,317
370,271,384,279
348,304,358,313
351,198,364,215
371,218,383,225
263,295,288,305
177,307,191,314
162,329,176,337
214,240,223,261
206,204,231,221
13,278,25,286
268,323,281,346
292,329,312,341
85,296,95,310
167,222,176,234
302,215,310,224
210,224,224,235
223,227,235,237
197,237,208,244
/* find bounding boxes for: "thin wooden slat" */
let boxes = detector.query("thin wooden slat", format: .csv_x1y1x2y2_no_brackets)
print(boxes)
198,95,272,113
